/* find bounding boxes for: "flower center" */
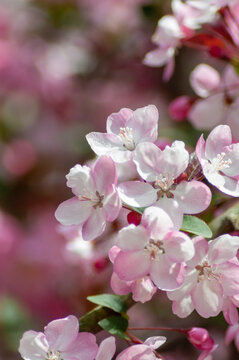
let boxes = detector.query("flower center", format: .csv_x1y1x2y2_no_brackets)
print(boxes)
153,174,176,199
119,127,135,151
195,261,220,283
210,152,232,171
144,239,165,260
45,350,63,360
78,190,104,209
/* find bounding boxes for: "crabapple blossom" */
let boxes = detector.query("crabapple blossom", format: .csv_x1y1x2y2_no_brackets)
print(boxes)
109,246,157,303
55,155,121,241
189,65,239,138
196,124,239,196
118,140,211,223
116,336,167,360
95,336,116,360
113,206,194,291
168,234,239,319
86,105,158,163
19,315,98,360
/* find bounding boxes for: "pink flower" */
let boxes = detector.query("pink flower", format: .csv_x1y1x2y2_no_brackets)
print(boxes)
189,65,239,139
168,234,239,319
113,206,194,291
225,323,239,352
95,337,116,360
109,246,157,303
55,155,121,241
116,336,167,360
119,140,211,223
19,315,98,360
196,124,239,196
86,105,158,163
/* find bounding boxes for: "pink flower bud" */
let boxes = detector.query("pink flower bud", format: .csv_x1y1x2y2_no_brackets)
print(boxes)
187,327,214,350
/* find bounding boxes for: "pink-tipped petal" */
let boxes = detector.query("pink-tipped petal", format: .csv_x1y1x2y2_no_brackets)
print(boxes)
111,272,132,295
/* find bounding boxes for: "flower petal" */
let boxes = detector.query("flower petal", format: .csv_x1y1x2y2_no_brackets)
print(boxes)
164,231,195,262
191,278,223,318
81,208,106,241
55,197,92,226
106,108,133,134
205,124,232,160
117,224,148,251
208,234,239,264
63,332,98,360
93,156,117,193
142,206,174,239
150,256,185,291
103,186,121,222
114,250,150,281
44,315,78,351
118,181,157,207
173,180,211,214
96,336,116,360
144,336,167,349
19,331,48,360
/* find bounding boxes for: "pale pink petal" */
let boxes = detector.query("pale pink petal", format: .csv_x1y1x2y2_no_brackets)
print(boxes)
63,332,98,360
222,143,239,177
110,272,132,295
117,224,148,251
108,246,121,263
19,331,48,360
106,108,133,134
142,206,174,239
118,181,157,207
195,134,206,164
160,140,189,178
127,105,158,143
66,165,94,197
163,57,175,81
154,198,183,230
93,156,117,193
191,279,223,317
143,47,175,67
55,197,92,226
134,142,163,181
220,261,239,296
205,125,232,160
190,64,220,97
208,234,239,264
164,231,195,262
225,324,239,345
167,269,197,301
218,175,239,196
172,296,194,318
131,276,157,303
150,256,185,291
86,133,131,163
144,336,167,349
103,186,121,222
223,298,238,325
114,250,150,281
81,208,106,241
201,162,226,188
187,237,209,268
116,344,154,360
189,95,225,130
96,336,116,360
44,315,78,351
173,180,211,214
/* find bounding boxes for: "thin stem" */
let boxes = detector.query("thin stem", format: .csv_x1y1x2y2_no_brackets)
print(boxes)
128,327,188,334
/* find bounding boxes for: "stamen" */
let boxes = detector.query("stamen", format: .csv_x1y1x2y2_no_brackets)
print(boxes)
144,239,165,260
45,350,63,360
210,152,232,171
79,191,104,209
118,127,135,151
153,174,176,199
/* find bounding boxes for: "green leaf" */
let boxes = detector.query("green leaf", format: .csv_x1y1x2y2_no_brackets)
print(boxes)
181,215,212,238
128,206,145,215
98,316,130,340
87,294,127,313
